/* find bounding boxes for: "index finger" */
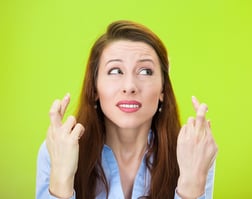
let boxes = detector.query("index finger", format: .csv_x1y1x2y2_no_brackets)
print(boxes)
60,93,70,117
49,99,62,128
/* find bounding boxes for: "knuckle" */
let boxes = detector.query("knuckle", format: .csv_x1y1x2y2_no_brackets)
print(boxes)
75,123,84,134
200,103,208,112
49,110,57,117
52,99,61,106
215,145,219,153
187,117,195,126
68,115,76,122
78,123,85,131
206,137,218,153
196,114,205,122
201,102,208,108
187,116,194,122
211,140,218,151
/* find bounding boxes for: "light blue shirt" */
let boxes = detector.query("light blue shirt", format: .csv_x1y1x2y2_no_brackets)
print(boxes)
36,141,215,199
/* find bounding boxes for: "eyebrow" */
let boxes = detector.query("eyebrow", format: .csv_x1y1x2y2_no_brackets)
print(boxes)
105,58,155,66
105,59,122,66
137,59,155,64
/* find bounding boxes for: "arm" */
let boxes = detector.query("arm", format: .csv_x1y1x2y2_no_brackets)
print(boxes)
36,141,76,199
174,161,216,199
175,97,218,199
36,94,84,199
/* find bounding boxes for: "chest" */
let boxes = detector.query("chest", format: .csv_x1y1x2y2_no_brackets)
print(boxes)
96,146,151,199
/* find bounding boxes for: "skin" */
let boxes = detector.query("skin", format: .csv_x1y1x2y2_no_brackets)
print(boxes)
45,41,218,199
96,41,164,198
176,96,218,198
46,93,84,198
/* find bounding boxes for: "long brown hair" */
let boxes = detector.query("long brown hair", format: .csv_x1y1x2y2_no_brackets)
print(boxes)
74,20,181,199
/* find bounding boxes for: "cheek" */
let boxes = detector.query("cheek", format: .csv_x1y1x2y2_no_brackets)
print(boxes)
146,83,163,100
144,88,163,113
150,92,162,108
96,88,112,115
97,79,118,102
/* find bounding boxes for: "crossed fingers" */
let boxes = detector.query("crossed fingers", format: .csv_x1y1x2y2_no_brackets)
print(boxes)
48,93,84,140
49,93,70,128
189,96,210,139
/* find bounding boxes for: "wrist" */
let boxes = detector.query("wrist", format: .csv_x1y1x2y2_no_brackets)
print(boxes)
177,175,206,199
49,170,75,199
49,188,74,199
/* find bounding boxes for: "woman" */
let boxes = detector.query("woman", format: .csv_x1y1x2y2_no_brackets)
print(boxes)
36,20,218,199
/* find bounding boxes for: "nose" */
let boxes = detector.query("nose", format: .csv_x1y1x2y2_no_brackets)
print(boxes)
122,75,138,94
123,88,136,94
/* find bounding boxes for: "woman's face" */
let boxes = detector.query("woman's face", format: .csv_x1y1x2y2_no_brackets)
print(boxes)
96,40,163,130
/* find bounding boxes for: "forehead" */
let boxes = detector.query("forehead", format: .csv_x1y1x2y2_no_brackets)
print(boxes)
101,40,158,60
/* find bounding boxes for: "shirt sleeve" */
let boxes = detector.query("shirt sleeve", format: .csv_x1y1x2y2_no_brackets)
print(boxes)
36,141,76,199
174,161,216,199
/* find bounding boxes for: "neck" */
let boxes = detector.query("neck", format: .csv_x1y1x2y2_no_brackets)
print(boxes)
105,126,150,162
105,124,151,199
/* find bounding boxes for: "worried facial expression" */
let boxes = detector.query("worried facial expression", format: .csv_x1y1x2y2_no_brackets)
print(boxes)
96,40,164,130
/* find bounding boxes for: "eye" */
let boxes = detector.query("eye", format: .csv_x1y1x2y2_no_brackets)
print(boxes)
108,68,123,75
139,68,153,75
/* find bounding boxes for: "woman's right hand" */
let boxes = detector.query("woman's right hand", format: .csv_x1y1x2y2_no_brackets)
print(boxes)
46,93,85,198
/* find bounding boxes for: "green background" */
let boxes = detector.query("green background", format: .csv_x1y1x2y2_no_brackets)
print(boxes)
1,0,251,198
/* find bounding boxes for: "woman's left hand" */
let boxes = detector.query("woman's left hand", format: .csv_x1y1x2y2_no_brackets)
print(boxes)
176,96,218,198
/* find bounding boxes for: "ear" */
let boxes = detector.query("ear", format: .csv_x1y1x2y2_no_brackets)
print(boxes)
94,89,99,101
159,92,164,102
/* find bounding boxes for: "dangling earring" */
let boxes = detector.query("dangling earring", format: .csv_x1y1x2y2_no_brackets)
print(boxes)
94,101,98,109
158,103,162,112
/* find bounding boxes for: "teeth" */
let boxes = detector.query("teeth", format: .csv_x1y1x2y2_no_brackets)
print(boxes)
119,104,139,108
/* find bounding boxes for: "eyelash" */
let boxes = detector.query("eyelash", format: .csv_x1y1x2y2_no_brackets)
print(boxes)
139,68,153,75
108,68,123,75
107,67,153,76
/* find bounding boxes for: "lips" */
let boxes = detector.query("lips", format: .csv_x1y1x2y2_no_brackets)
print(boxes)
116,100,142,113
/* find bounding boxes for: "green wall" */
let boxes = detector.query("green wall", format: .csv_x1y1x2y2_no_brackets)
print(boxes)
1,0,251,198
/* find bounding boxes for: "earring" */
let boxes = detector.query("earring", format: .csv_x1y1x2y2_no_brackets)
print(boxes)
94,104,97,109
158,104,162,112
